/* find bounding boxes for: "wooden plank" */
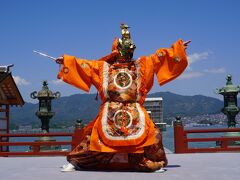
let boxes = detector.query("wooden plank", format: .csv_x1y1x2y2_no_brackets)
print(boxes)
6,104,9,134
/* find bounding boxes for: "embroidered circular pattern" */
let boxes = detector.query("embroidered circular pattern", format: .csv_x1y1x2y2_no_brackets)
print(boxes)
113,71,132,89
63,67,69,73
113,110,132,129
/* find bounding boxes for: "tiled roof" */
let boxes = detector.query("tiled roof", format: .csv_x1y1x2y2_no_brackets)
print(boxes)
0,72,24,106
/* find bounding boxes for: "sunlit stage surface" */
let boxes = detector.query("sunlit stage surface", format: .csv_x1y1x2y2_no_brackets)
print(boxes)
0,153,239,180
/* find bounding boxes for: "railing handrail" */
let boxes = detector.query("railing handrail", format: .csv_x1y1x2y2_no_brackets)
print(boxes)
184,128,240,133
0,132,73,137
0,141,72,146
174,122,240,153
0,128,83,156
0,151,69,156
187,136,240,142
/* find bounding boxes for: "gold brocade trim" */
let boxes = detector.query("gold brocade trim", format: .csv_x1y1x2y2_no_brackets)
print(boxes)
135,59,141,102
103,62,109,99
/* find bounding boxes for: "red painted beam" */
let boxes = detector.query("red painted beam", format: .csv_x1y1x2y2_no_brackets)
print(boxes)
185,128,240,133
0,151,69,156
186,147,240,153
0,141,71,146
187,137,240,142
0,133,73,137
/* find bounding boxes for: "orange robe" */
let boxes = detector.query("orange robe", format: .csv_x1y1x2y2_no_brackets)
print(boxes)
57,39,188,171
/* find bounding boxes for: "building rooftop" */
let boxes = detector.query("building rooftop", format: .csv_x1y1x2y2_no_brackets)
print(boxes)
0,71,24,106
0,152,239,180
145,97,163,101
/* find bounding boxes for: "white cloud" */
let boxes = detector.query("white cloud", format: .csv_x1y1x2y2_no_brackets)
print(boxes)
204,67,226,74
187,52,210,65
178,52,224,80
13,76,30,85
178,72,204,80
52,79,64,85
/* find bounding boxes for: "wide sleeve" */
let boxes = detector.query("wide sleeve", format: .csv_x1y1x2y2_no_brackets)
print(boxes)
149,39,188,86
57,54,99,92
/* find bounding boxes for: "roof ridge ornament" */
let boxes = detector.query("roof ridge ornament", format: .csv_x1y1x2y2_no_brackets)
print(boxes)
0,64,14,73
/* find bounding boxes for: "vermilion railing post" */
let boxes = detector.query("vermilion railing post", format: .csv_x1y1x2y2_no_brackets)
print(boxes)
32,145,40,152
174,116,187,153
71,120,84,150
0,134,2,152
221,139,228,149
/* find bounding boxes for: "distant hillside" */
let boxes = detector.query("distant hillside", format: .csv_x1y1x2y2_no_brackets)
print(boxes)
10,92,226,126
11,94,101,125
148,92,223,116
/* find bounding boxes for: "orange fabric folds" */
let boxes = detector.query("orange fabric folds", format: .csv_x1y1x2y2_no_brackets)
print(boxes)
58,54,98,92
151,39,188,86
57,39,188,154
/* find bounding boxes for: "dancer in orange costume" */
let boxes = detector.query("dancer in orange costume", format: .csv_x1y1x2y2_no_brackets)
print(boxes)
57,24,190,172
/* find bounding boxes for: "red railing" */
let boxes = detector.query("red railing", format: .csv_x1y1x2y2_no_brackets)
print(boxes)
0,127,83,156
174,122,240,153
3,122,240,155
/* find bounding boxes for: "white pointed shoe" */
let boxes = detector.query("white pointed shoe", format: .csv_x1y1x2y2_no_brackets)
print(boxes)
61,163,76,172
62,164,67,169
155,168,166,173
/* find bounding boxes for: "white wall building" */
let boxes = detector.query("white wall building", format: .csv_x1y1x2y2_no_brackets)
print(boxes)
144,97,166,130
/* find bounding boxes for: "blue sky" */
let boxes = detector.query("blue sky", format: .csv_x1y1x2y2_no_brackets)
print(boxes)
1,0,240,102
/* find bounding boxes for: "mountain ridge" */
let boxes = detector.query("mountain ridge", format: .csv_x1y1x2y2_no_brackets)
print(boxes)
10,91,237,126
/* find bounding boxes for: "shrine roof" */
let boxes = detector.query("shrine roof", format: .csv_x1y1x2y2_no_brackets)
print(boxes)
0,72,24,106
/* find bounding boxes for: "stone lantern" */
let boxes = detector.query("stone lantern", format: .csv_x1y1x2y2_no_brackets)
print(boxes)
30,81,61,151
30,81,60,133
216,75,240,145
216,75,240,128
